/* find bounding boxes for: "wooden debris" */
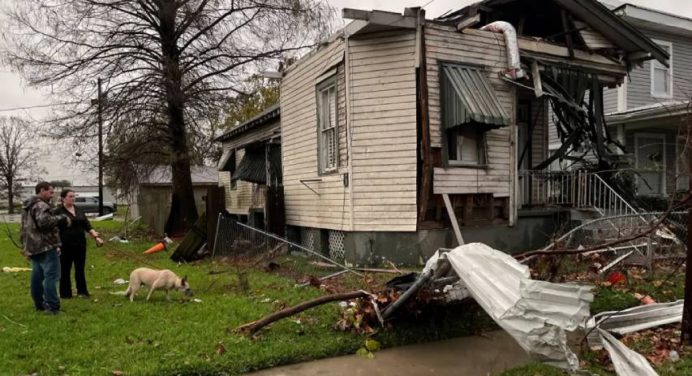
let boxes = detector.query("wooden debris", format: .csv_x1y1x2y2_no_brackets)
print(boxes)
237,290,370,335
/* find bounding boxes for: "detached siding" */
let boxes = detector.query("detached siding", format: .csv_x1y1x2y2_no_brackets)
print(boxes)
426,24,513,197
349,30,418,231
220,148,264,215
627,29,692,109
281,39,351,230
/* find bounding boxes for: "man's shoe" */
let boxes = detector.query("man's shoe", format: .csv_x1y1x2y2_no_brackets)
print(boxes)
77,293,90,299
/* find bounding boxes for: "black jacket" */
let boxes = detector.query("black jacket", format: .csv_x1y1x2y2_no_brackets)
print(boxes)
53,205,93,247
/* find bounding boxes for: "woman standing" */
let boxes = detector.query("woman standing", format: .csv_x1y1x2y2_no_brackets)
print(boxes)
54,189,104,298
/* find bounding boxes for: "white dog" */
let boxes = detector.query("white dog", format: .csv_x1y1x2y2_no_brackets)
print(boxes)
125,267,192,302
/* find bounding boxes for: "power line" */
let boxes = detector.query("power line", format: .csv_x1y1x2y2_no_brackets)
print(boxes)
0,102,81,112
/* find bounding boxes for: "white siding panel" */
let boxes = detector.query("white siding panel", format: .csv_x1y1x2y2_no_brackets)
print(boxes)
220,148,265,214
281,39,351,231
350,30,418,232
426,24,514,198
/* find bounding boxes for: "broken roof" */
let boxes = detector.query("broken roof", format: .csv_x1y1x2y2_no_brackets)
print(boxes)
436,0,669,67
215,104,280,143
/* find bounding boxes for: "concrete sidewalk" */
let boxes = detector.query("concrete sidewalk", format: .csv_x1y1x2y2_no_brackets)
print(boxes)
247,331,530,376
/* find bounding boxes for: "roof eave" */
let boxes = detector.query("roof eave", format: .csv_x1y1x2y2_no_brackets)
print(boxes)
552,0,669,67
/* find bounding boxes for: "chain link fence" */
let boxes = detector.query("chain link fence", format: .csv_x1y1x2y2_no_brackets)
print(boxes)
211,213,358,282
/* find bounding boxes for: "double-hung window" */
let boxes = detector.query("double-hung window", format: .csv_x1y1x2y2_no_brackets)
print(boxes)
651,40,672,98
317,77,338,173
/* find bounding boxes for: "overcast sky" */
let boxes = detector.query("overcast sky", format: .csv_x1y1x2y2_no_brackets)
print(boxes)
1,0,692,185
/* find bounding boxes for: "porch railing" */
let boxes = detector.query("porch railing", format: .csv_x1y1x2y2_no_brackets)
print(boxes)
519,170,640,220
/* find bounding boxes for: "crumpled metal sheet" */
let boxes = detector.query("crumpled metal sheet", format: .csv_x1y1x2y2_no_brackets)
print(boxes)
586,300,684,347
598,328,658,376
427,243,594,371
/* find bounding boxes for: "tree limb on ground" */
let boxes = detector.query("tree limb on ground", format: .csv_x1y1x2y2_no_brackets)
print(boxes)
515,207,678,259
237,290,370,335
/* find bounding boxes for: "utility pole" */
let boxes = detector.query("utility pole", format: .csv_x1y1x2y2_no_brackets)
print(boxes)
92,78,104,216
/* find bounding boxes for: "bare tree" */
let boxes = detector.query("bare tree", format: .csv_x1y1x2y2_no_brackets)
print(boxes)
1,0,332,233
0,117,43,214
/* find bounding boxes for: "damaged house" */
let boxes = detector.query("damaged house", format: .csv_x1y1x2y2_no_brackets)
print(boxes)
216,104,285,235
219,0,669,264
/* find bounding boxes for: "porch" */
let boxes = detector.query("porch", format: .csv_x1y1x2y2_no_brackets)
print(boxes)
518,170,639,219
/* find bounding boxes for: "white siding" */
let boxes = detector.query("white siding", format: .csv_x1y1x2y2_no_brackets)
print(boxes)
219,148,265,215
281,39,351,230
349,30,418,232
426,24,514,197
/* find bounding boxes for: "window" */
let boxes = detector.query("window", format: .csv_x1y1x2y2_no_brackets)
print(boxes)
439,62,509,168
634,133,666,195
651,41,672,98
447,127,487,166
317,77,338,173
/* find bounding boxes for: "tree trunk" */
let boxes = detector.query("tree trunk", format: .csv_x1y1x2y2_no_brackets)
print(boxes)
160,0,198,235
7,176,14,214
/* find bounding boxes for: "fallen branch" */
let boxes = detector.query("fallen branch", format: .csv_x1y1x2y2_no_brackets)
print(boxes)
237,290,370,335
1,314,27,328
515,208,676,259
386,260,403,275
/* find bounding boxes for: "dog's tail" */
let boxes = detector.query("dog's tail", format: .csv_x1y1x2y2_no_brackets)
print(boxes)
108,290,128,296
123,286,131,298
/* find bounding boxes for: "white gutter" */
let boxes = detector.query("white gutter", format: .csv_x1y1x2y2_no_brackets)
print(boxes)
480,21,525,79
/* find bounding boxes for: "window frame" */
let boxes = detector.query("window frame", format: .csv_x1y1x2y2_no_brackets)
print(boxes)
634,132,667,195
650,39,673,99
445,126,489,168
315,74,338,175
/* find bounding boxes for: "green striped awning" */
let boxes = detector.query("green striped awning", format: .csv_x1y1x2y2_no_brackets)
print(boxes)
441,64,510,129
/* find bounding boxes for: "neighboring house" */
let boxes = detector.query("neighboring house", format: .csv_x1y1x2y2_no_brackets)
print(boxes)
278,0,666,264
216,104,284,234
136,166,218,234
602,3,692,197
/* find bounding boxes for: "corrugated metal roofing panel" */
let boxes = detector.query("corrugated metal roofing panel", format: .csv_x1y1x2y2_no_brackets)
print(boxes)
441,64,511,129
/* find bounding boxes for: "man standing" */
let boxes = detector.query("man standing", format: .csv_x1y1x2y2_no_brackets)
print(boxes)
20,182,71,314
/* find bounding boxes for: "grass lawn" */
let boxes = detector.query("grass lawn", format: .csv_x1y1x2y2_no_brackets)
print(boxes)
0,221,490,375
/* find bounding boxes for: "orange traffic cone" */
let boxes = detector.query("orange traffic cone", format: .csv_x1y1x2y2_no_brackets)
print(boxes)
143,236,173,255
143,241,166,254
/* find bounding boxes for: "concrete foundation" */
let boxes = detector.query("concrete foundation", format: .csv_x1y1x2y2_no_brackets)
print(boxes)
288,209,568,266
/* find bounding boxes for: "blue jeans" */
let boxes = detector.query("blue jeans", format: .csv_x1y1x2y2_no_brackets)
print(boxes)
30,249,61,311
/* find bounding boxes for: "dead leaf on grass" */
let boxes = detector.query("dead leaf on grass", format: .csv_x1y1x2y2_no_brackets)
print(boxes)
215,343,226,355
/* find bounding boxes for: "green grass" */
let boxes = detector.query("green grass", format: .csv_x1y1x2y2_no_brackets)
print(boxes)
498,362,567,376
0,222,489,375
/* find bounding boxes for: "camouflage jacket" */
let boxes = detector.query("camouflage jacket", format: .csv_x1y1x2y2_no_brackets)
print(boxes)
20,196,68,256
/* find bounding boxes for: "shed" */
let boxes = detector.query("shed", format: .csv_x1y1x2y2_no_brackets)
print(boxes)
136,166,218,234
